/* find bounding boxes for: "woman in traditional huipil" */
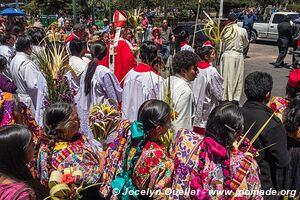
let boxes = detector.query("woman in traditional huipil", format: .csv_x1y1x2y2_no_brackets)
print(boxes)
100,99,173,199
171,102,261,199
37,102,104,192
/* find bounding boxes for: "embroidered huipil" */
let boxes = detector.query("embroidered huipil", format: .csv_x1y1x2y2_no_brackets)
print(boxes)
37,134,102,186
192,61,224,129
122,63,164,122
171,129,261,200
100,121,174,200
132,142,174,199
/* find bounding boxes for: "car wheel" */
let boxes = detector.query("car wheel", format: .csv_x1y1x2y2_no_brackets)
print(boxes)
250,30,257,43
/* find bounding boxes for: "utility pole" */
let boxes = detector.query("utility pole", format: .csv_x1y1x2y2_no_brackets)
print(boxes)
15,0,19,8
72,0,77,24
219,0,224,18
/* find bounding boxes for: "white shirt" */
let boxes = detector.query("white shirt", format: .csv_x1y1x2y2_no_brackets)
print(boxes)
66,56,88,104
10,52,46,115
58,17,64,27
192,64,224,128
180,44,194,52
168,74,194,133
0,44,15,79
122,64,164,122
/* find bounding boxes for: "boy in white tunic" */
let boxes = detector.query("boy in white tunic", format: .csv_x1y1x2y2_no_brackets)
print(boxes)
193,44,224,134
167,50,200,133
122,41,164,121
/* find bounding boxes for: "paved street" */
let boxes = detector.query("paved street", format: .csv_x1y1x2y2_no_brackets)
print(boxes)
240,41,292,104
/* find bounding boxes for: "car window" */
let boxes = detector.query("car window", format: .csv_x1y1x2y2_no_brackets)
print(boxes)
289,14,300,22
272,14,284,24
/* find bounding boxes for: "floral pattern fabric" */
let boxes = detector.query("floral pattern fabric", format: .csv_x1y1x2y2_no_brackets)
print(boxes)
99,120,174,200
171,129,261,200
267,96,289,122
133,141,174,199
37,134,101,186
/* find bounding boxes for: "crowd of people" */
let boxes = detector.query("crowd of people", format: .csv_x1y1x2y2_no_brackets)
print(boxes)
0,9,298,200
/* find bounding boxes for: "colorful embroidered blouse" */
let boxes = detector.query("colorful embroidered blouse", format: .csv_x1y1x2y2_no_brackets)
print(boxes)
99,120,174,199
37,134,102,186
171,129,261,200
132,141,174,199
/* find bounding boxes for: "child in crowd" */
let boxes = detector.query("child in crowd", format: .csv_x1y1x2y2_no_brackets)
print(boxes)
193,43,224,134
167,50,200,133
122,41,164,121
151,27,162,51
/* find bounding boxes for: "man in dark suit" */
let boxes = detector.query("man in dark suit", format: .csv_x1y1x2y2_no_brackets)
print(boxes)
274,15,292,67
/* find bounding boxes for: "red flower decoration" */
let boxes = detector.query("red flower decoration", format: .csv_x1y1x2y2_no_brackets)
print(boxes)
270,103,277,112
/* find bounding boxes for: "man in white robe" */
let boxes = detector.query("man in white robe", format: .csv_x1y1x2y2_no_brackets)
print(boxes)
219,14,249,102
10,35,46,120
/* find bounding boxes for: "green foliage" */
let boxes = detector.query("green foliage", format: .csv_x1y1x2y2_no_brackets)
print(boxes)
287,4,300,12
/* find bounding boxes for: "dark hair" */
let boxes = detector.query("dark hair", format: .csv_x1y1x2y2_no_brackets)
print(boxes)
139,41,158,64
206,102,244,151
73,23,85,32
284,15,291,22
175,30,189,52
43,102,73,139
196,46,215,60
137,99,171,136
84,42,107,95
12,25,24,35
227,13,238,22
69,38,85,57
244,71,273,102
15,35,32,52
173,50,200,74
0,33,13,44
0,55,7,71
0,124,47,199
30,30,45,46
284,96,300,135
286,84,300,99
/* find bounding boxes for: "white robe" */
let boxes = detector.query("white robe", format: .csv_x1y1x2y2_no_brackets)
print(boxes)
66,56,88,104
122,68,164,122
167,74,195,133
180,44,194,52
10,52,47,120
79,65,122,147
219,24,248,101
0,44,14,80
192,64,224,129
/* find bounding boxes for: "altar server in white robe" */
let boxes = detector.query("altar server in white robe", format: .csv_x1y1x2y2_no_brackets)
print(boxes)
165,50,200,134
66,38,88,104
79,42,122,142
122,41,164,121
192,44,224,135
10,35,47,120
